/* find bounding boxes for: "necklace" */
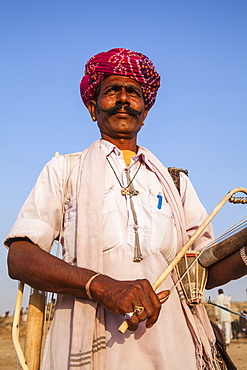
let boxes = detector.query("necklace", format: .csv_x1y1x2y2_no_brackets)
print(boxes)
106,157,141,196
106,157,143,262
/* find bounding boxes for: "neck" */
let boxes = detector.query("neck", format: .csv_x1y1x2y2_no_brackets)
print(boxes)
101,135,138,152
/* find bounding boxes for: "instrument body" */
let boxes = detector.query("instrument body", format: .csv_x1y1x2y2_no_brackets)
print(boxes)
176,251,207,305
199,226,247,267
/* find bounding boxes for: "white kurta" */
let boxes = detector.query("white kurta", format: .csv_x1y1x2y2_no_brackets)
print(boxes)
100,141,211,369
5,139,214,369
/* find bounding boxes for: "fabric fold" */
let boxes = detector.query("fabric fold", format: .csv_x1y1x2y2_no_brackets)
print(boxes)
70,141,106,369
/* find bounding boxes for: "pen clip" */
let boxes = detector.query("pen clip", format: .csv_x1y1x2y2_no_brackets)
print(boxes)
157,194,162,209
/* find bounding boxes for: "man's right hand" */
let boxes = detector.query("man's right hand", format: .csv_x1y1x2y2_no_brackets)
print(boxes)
8,240,166,331
89,275,164,330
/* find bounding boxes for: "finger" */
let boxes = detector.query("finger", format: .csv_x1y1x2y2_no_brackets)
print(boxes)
126,315,141,331
133,305,148,322
157,290,170,304
125,300,151,331
121,279,156,322
114,278,159,331
138,279,161,317
115,278,151,316
145,290,162,329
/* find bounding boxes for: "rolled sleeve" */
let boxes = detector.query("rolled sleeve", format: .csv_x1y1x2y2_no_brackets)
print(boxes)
4,219,56,252
4,155,67,252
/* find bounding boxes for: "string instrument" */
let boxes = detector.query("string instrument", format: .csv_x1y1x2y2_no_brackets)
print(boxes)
118,187,247,333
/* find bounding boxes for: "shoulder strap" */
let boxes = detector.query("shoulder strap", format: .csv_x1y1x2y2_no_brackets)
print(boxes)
167,167,188,195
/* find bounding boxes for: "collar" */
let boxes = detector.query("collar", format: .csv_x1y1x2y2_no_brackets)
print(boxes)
100,139,155,171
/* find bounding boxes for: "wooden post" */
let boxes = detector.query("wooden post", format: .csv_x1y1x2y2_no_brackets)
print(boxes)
24,289,46,370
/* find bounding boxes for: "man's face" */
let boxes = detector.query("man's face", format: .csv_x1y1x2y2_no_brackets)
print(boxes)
88,75,148,143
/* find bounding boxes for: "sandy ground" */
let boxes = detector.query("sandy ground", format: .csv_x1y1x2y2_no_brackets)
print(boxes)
227,340,247,370
0,318,246,369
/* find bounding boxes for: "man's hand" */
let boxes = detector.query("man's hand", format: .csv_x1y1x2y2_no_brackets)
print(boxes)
8,240,168,331
89,275,167,330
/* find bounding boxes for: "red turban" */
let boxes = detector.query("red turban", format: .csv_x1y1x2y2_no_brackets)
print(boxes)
80,48,160,110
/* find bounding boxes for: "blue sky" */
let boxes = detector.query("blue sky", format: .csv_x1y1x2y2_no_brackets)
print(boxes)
1,0,246,316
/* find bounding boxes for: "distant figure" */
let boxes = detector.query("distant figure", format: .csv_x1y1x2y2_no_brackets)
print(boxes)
215,289,233,345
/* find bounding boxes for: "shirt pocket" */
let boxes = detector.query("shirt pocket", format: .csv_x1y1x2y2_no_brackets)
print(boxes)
148,189,177,261
103,184,119,214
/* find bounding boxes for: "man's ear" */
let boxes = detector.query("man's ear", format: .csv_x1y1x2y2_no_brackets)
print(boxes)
87,100,97,121
143,106,149,120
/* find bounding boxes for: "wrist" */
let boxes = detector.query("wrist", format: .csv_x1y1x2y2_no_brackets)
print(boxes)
88,274,117,303
85,273,102,300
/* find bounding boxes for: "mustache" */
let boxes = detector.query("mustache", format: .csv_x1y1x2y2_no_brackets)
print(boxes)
97,103,143,117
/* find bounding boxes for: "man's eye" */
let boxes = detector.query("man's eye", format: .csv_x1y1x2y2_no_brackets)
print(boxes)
106,87,117,94
128,89,140,96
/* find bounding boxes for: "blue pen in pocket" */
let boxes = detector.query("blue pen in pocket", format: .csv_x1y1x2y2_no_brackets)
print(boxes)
157,193,163,209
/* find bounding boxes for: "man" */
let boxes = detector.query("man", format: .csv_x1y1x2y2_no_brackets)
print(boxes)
5,48,247,369
215,289,233,345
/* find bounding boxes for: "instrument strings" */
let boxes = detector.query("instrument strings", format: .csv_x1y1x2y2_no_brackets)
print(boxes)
201,216,247,251
167,217,247,298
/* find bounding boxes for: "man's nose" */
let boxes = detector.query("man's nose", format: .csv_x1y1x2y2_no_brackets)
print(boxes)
116,87,129,104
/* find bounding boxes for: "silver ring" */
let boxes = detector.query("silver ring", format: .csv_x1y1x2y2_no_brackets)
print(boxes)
125,305,145,320
125,312,134,320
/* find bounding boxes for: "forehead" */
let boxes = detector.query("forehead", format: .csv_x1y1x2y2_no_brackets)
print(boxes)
99,75,142,92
